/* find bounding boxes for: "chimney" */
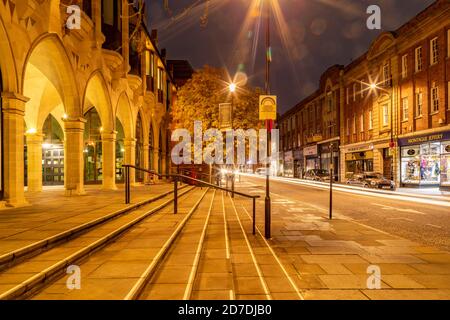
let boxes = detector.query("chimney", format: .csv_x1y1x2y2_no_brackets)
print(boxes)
151,29,158,44
161,48,166,62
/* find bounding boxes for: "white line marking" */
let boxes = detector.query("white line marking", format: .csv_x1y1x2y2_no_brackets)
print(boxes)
183,190,216,300
221,192,231,260
227,194,272,300
235,202,305,300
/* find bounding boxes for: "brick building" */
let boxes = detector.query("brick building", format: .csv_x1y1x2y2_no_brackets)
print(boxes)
279,0,450,189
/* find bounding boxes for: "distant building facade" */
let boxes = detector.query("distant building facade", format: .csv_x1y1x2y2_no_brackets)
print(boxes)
279,0,450,190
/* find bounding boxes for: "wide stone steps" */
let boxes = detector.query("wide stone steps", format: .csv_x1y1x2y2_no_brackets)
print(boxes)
30,188,208,300
0,185,196,299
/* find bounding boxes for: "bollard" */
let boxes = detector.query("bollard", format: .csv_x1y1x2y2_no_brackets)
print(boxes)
231,174,235,198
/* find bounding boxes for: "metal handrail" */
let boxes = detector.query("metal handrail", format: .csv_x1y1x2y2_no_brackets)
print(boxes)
122,164,260,234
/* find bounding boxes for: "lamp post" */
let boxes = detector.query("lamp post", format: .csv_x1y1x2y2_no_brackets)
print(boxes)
229,83,236,198
264,0,272,239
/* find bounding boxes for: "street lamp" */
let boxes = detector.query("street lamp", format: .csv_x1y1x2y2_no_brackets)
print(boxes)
264,0,272,239
229,82,237,197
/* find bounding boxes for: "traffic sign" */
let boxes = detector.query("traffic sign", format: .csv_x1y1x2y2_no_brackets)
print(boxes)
259,95,277,120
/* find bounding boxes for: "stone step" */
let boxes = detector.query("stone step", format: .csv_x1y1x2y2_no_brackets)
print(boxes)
30,188,208,300
0,184,189,271
0,186,196,299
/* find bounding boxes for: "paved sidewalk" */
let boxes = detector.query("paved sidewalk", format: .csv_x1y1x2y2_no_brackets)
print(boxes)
0,183,174,256
234,181,450,300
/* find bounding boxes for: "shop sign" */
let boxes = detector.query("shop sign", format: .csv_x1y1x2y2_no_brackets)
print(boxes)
399,131,450,146
284,151,293,163
294,149,303,160
304,145,318,156
347,144,373,153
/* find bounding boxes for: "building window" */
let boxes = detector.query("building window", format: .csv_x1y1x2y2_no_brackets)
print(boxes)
401,54,408,78
382,104,389,127
402,97,409,121
360,80,364,98
369,110,373,130
415,47,423,72
346,87,349,105
431,84,439,112
352,115,356,134
346,118,350,136
353,83,357,101
448,29,450,58
416,91,423,117
382,63,390,86
448,82,450,110
430,37,438,65
360,114,364,132
327,92,333,112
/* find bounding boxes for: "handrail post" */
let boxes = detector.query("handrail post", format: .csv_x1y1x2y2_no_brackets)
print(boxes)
124,166,127,204
231,173,235,198
174,176,178,214
125,166,130,204
253,197,256,235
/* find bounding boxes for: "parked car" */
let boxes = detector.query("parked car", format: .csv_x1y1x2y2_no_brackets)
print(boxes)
346,172,394,189
304,169,330,182
255,168,268,175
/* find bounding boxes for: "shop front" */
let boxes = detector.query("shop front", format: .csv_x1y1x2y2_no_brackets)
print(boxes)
293,149,303,178
399,131,450,189
344,144,374,179
283,150,294,177
318,139,340,181
304,145,318,172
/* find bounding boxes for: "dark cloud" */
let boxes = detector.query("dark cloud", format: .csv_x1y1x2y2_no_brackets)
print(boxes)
148,0,435,114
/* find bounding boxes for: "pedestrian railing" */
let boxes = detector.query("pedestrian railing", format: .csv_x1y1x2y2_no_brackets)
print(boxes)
122,165,260,235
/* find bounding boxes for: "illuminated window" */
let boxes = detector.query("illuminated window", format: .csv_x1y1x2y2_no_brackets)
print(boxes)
402,97,409,121
416,91,423,116
346,87,349,105
360,80,364,98
431,83,439,112
415,47,423,72
353,83,357,101
352,115,356,134
430,37,438,65
346,118,350,136
401,54,408,78
369,110,373,130
382,104,389,127
360,114,364,133
382,63,390,86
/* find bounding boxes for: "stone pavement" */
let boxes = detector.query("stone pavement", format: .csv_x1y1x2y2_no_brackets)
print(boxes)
0,183,175,257
233,181,450,300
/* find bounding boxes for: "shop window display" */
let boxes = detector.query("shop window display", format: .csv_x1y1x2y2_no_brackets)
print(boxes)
441,142,450,187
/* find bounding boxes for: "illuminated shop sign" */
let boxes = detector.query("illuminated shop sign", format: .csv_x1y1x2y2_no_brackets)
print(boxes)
399,131,450,146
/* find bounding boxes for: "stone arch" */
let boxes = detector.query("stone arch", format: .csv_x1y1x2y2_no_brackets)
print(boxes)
22,33,80,119
115,92,134,140
83,71,114,132
0,16,18,92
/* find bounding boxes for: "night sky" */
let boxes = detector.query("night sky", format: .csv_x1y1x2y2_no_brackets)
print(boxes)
148,0,435,114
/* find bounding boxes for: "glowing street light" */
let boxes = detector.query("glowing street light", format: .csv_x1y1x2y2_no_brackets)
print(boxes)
229,83,237,93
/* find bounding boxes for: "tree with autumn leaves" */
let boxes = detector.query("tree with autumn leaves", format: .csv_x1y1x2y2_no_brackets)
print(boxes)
170,66,262,132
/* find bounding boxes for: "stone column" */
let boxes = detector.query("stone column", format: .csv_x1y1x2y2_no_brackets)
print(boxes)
64,118,86,196
153,149,160,181
1,92,29,207
102,131,117,190
143,143,151,183
124,138,136,184
26,133,44,192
